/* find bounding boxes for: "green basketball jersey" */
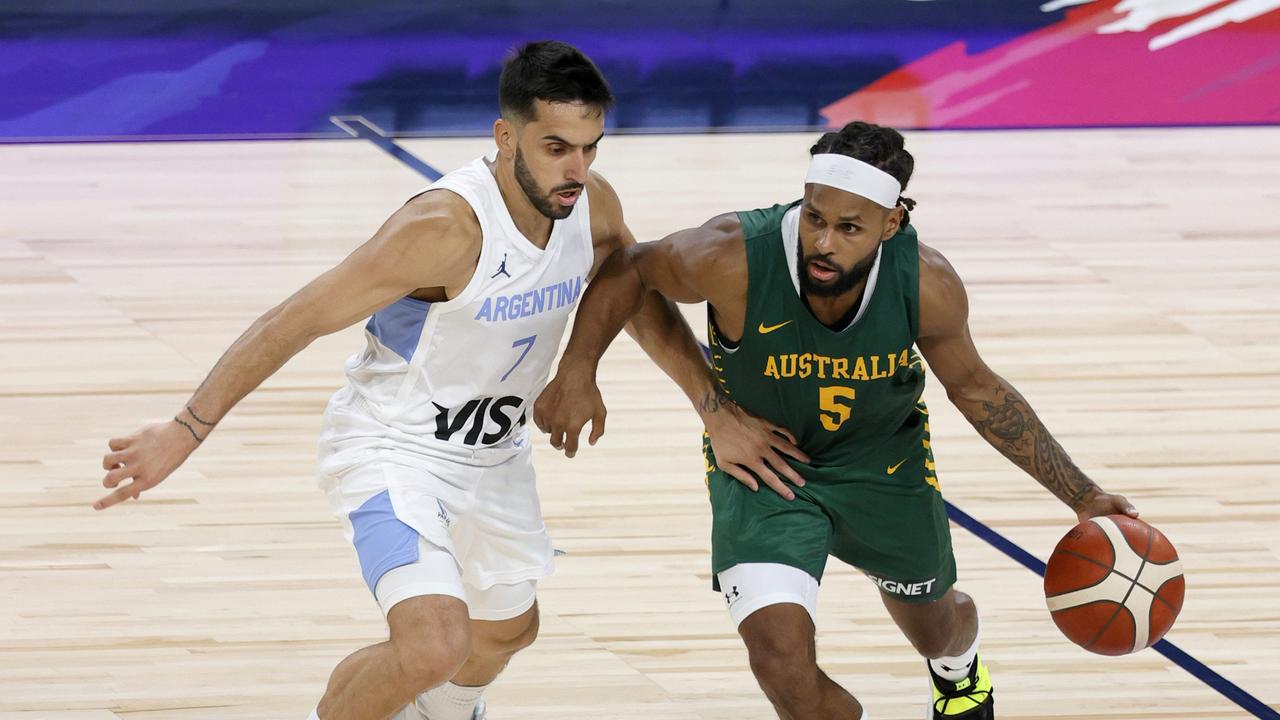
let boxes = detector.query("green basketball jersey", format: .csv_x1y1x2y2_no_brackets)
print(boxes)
708,201,931,484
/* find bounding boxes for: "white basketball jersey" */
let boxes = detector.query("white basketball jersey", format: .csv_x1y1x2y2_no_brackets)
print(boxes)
323,157,594,459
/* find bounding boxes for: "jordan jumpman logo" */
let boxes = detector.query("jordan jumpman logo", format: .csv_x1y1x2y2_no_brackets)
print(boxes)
491,252,511,279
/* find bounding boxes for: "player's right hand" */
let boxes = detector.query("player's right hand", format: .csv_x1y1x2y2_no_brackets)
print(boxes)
1072,486,1139,524
703,401,809,500
94,420,200,511
533,366,607,459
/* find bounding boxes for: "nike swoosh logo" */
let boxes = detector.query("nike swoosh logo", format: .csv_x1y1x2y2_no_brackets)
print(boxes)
887,459,907,474
758,320,792,334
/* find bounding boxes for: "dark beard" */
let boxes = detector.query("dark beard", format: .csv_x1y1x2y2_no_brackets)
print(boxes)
795,241,877,299
514,147,579,221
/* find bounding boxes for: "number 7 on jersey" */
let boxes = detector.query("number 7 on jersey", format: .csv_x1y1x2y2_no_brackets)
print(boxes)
502,335,537,382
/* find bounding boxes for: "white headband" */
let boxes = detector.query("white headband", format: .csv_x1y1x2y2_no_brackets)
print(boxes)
805,153,902,209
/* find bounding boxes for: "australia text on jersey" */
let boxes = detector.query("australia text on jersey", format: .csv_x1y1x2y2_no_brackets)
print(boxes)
761,348,919,381
473,275,584,323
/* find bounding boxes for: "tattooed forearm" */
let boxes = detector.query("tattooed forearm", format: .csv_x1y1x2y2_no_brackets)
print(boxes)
971,395,1026,442
959,379,1098,510
700,387,732,415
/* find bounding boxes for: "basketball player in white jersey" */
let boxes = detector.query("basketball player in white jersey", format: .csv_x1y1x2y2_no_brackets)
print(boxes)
94,41,806,720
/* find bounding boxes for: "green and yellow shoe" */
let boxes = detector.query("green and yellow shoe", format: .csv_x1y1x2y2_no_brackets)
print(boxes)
928,656,994,719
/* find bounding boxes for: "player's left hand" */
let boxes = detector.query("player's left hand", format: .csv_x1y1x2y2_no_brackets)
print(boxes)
533,365,606,458
1072,486,1139,523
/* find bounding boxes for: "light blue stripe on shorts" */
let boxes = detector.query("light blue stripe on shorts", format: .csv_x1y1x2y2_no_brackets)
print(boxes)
350,489,420,593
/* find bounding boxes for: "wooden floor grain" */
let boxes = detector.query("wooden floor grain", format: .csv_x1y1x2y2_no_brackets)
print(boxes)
1,127,1277,718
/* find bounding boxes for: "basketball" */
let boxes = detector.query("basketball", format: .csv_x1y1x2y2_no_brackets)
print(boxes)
1044,515,1184,655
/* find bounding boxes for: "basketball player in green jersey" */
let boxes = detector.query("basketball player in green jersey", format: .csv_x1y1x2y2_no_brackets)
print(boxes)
533,121,1139,719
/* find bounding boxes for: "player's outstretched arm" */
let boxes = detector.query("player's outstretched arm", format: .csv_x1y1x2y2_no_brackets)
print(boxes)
95,192,480,510
914,243,1137,522
535,197,808,498
554,176,745,443
532,176,699,457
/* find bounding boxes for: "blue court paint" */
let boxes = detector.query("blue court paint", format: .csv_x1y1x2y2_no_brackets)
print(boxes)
331,115,441,181
350,490,420,593
943,500,1047,576
944,502,1278,720
366,295,432,362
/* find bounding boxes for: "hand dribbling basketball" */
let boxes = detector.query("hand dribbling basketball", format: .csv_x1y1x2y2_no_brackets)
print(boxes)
1044,515,1185,655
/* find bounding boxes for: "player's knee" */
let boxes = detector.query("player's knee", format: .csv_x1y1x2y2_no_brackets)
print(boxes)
393,622,471,691
749,653,822,711
473,606,540,658
749,655,807,696
739,603,817,686
744,631,815,690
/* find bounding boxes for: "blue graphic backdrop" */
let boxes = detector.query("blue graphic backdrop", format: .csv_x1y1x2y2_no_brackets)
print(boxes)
0,0,1062,140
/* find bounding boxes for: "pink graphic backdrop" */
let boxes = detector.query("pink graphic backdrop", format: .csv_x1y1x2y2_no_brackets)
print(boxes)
823,0,1280,129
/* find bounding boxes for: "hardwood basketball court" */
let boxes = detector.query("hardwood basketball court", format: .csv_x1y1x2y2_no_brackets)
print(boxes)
1,126,1277,718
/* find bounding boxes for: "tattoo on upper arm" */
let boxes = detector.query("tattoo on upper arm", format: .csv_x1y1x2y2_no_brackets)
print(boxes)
963,381,1097,509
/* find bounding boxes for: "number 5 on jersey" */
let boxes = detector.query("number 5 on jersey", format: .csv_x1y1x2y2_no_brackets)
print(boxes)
819,386,856,431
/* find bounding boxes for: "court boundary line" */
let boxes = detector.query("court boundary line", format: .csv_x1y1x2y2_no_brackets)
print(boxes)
330,115,441,181
346,127,1279,720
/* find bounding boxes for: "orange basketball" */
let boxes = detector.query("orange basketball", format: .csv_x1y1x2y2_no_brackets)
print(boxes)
1044,515,1184,655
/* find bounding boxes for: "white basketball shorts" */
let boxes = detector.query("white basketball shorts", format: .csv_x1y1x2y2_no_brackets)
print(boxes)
317,418,553,621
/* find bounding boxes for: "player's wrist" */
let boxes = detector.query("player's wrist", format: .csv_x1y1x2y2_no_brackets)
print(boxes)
1066,482,1103,513
694,385,734,423
172,404,218,446
557,351,600,381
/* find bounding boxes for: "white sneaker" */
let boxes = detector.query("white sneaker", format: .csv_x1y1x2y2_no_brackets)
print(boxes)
471,697,487,720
